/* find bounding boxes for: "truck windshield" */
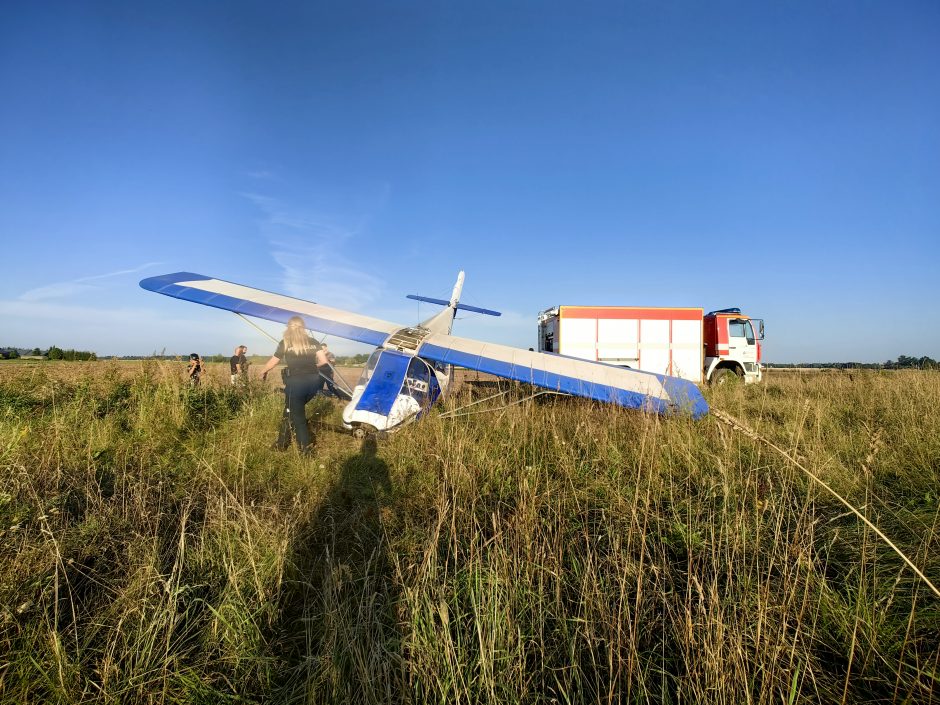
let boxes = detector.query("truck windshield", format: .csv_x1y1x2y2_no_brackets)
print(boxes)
729,319,756,345
744,320,755,345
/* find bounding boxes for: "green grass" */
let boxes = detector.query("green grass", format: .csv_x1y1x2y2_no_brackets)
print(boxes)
0,362,938,703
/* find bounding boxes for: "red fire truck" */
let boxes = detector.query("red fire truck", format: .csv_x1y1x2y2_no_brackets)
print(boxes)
537,306,764,385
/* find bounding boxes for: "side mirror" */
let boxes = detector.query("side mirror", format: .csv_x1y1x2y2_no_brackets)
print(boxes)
757,319,765,340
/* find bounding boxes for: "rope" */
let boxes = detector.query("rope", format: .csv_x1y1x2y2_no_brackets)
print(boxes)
439,388,569,419
711,407,940,599
437,388,510,418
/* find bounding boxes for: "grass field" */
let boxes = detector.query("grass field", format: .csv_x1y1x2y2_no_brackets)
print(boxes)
1,360,938,703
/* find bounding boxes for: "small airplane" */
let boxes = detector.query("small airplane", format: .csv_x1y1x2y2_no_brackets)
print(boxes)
140,271,708,435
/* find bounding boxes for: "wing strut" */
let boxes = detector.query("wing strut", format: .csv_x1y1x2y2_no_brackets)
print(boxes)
232,312,355,398
235,312,279,344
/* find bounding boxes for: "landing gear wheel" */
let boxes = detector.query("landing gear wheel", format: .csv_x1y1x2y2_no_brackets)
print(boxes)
352,427,367,440
711,367,743,386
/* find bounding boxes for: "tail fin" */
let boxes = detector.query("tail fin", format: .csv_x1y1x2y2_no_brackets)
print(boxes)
449,270,465,309
415,271,499,335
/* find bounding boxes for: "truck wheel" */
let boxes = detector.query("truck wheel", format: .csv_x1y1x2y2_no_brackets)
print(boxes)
711,367,742,386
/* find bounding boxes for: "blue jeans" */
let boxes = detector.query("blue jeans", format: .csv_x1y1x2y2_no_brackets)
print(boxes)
284,372,321,450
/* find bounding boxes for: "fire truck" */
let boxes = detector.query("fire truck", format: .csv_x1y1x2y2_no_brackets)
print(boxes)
536,306,764,385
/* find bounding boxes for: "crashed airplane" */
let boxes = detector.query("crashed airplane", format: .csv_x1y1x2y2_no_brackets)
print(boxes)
140,271,708,434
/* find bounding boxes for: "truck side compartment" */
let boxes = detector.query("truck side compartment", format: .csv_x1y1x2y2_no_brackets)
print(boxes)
538,305,763,386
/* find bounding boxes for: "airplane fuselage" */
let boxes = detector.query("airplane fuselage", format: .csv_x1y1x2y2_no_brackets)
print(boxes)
341,339,452,434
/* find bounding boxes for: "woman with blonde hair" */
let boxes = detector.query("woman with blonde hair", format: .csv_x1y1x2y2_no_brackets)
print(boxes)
259,316,321,453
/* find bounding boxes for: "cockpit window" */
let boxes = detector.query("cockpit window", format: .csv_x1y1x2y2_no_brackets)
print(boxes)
404,357,432,405
356,350,383,387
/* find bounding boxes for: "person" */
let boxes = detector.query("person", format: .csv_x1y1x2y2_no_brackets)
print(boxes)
258,317,321,453
187,353,203,386
316,343,340,397
240,346,250,382
230,345,249,385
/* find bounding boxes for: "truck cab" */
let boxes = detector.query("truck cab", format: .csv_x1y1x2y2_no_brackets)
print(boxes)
703,308,764,384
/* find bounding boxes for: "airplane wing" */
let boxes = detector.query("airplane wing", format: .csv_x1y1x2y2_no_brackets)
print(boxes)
417,331,709,418
140,272,401,346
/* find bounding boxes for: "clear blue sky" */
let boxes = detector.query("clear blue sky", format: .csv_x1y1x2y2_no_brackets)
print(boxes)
2,1,938,362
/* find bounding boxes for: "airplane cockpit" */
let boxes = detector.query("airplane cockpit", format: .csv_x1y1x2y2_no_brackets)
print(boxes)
342,349,442,433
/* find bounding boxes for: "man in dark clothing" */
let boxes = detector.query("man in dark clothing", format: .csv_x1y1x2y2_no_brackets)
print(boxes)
230,345,249,385
316,343,340,397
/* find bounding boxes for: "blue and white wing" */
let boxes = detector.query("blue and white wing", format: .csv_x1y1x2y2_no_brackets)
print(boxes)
418,332,708,418
140,272,400,346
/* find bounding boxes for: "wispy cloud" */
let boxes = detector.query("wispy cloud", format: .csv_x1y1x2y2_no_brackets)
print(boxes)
19,262,162,302
242,192,384,310
240,192,347,233
0,297,289,357
1,299,148,324
243,169,277,181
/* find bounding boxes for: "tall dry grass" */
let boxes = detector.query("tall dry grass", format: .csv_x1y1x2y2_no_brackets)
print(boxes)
0,361,938,703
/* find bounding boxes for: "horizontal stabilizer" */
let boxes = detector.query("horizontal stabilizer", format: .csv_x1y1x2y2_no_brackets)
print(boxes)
406,294,501,317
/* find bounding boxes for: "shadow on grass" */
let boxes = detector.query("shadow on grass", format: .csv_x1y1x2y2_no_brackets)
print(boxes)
272,436,401,704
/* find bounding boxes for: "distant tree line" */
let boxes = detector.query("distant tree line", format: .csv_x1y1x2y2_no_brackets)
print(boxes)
110,352,372,365
7,345,933,370
42,345,98,361
0,346,97,361
884,355,939,369
104,353,371,364
99,354,242,362
766,355,938,370
335,353,370,365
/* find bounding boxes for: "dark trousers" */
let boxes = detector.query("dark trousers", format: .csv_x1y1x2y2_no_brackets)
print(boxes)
281,372,321,450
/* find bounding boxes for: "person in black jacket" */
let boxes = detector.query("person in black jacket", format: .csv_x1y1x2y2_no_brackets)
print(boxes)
230,345,249,385
258,316,321,453
187,353,203,386
316,343,340,397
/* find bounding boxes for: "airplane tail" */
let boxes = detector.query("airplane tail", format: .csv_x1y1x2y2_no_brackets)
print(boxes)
414,271,500,335
448,270,465,310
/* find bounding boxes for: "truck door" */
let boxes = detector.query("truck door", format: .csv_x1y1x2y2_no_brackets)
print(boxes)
727,318,756,362
538,315,557,353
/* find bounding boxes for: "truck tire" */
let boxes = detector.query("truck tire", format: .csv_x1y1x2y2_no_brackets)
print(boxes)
711,366,742,386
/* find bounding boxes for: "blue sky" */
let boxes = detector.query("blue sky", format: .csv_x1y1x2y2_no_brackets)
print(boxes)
1,1,938,362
